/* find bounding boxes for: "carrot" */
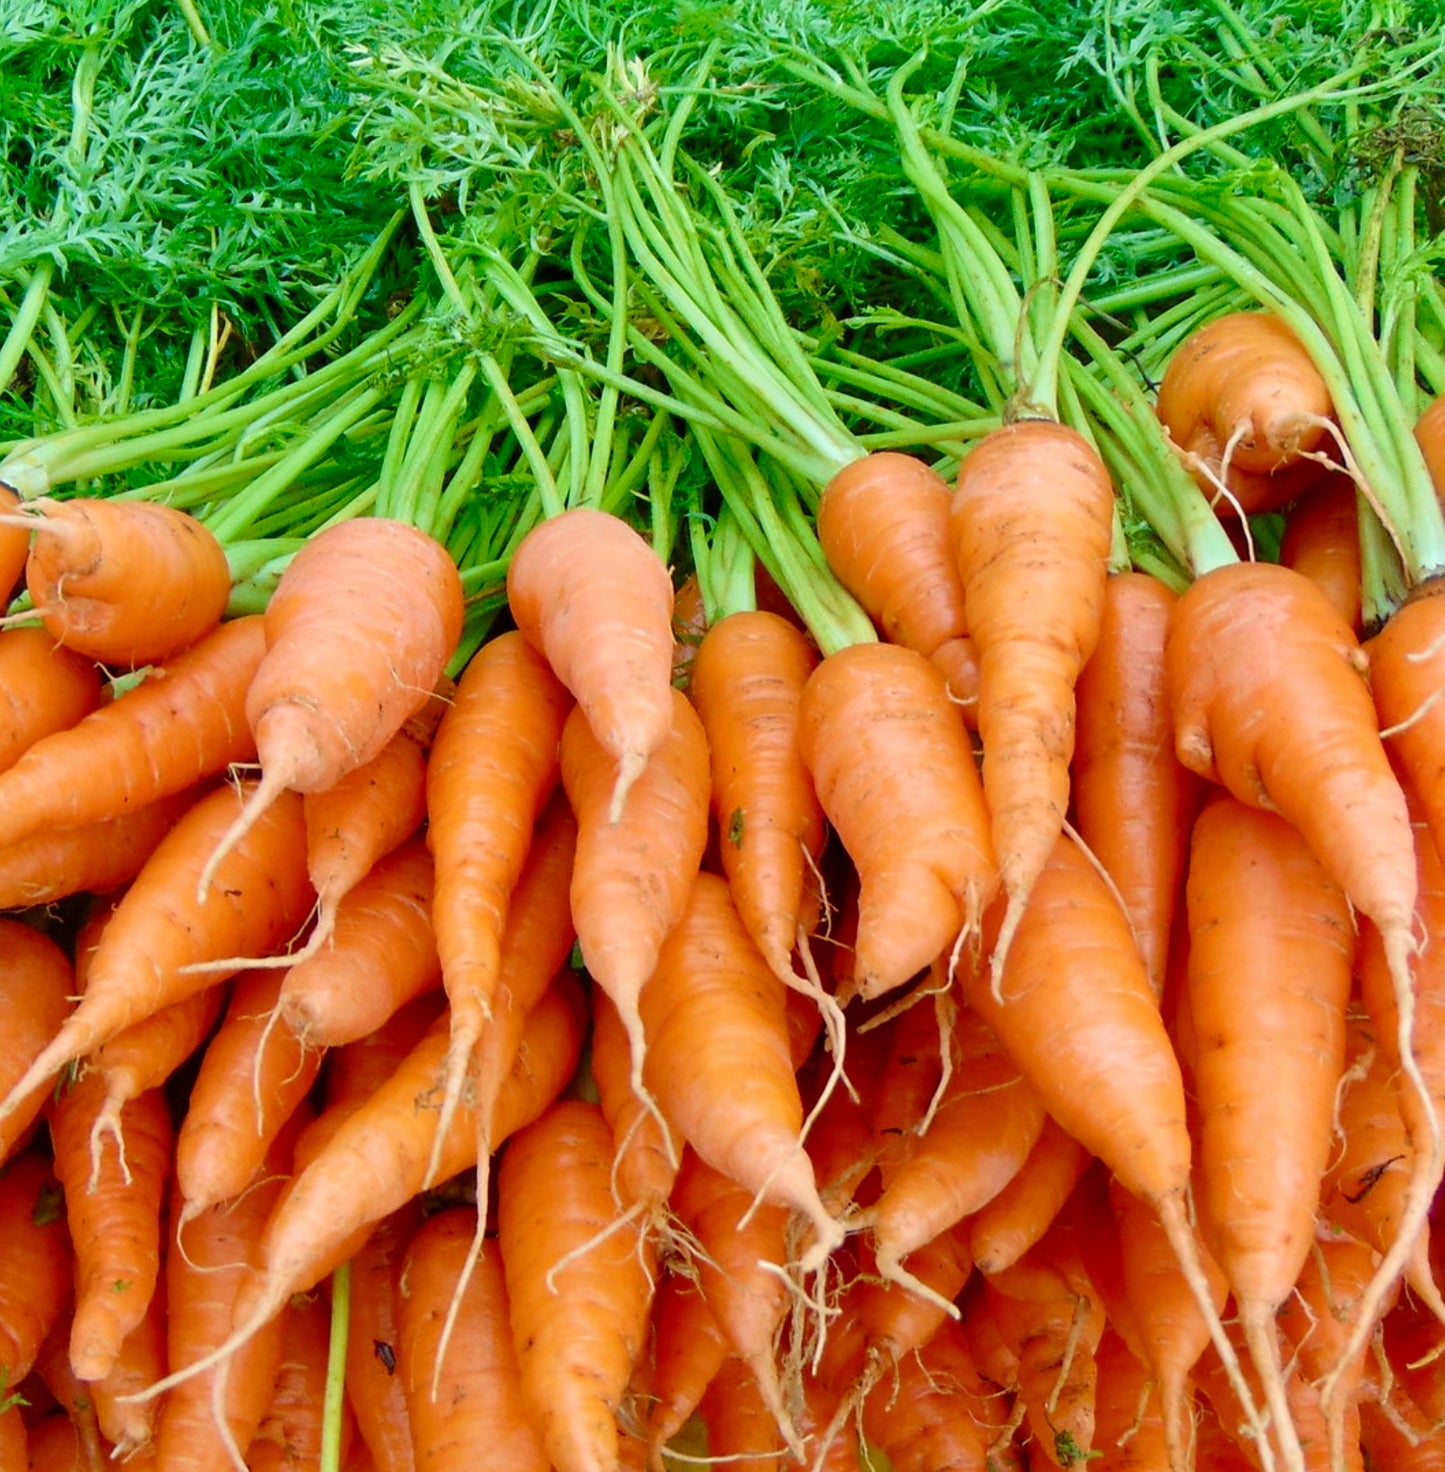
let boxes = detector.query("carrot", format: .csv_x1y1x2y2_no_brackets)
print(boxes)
0,921,76,1168
0,777,313,1136
30,1311,110,1472
0,627,102,774
962,831,1258,1460
561,686,710,1160
949,418,1114,989
506,506,675,823
1154,311,1334,516
396,1206,548,1472
7,496,231,667
865,1003,1047,1309
643,1270,730,1463
343,1204,420,1472
1184,794,1354,1472
173,967,326,1222
424,629,572,1185
0,481,27,599
0,1149,70,1395
797,641,997,1001
698,1355,790,1472
1090,1327,1171,1472
248,1290,352,1472
639,870,845,1271
45,1075,172,1384
1278,474,1363,632
866,983,953,1192
0,1405,26,1470
1417,392,1445,497
497,1099,657,1472
1071,570,1201,998
196,516,464,900
0,613,266,854
90,1270,167,1458
0,785,201,912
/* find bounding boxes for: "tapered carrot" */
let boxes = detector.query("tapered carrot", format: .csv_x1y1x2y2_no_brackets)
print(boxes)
497,1099,657,1472
1090,1327,1171,1472
174,967,325,1222
1184,794,1353,1472
46,1075,172,1383
698,1355,790,1472
0,920,76,1167
0,778,314,1135
1278,474,1363,631
397,1206,548,1472
949,419,1114,989
562,686,710,1160
506,506,675,823
1071,570,1201,998
0,1149,71,1392
643,1271,730,1463
9,496,231,667
640,871,845,1272
797,641,997,1000
28,1312,110,1472
0,614,265,854
0,626,102,774
196,517,464,900
91,1271,167,1458
424,629,572,1184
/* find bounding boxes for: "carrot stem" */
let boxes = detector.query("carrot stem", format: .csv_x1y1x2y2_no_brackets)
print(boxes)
320,1261,350,1472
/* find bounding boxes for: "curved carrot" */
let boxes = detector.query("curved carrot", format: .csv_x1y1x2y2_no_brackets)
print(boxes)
46,1075,172,1383
0,777,314,1135
497,1099,657,1472
0,920,75,1167
798,641,997,1001
562,686,710,1158
0,1149,71,1392
506,506,675,822
1278,474,1363,632
1071,570,1201,998
13,496,231,667
425,628,572,1185
949,418,1114,989
197,517,464,900
0,626,102,774
397,1206,548,1472
91,1270,167,1458
0,613,265,854
640,871,845,1272
1184,794,1353,1472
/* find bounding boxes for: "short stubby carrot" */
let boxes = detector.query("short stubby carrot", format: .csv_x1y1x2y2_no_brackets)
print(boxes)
198,517,464,899
797,640,997,1000
14,495,232,667
949,419,1114,991
506,506,675,822
0,626,103,774
0,613,266,854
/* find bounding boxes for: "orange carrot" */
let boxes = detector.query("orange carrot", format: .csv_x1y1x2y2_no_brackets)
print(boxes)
561,686,710,1156
640,870,844,1271
197,517,464,899
1417,391,1445,496
497,1099,656,1472
1071,570,1201,997
949,418,1114,987
0,613,265,854
424,629,572,1183
27,1313,110,1472
506,506,675,822
1154,311,1334,515
0,1149,70,1393
643,1271,730,1463
0,481,27,599
12,496,231,667
0,921,76,1167
397,1206,548,1472
90,1269,167,1458
248,1290,352,1472
1278,474,1363,632
0,777,313,1135
698,1355,789,1472
797,641,997,1000
46,1075,172,1383
174,967,325,1221
0,627,102,774
1184,794,1354,1471
1090,1327,1171,1472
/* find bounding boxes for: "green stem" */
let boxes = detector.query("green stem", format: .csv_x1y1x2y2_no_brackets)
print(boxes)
321,1262,350,1472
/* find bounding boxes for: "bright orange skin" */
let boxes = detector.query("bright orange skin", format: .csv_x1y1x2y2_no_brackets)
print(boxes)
689,609,825,976
644,1273,730,1460
0,1149,71,1389
1278,474,1363,632
0,626,102,774
506,507,675,811
47,1076,172,1382
798,641,997,999
0,922,74,1166
1090,1328,1171,1472
0,613,265,852
22,496,231,667
250,1292,354,1472
699,1355,791,1472
0,483,27,598
950,420,1114,930
397,1208,548,1472
1185,796,1353,1315
1414,392,1445,497
92,1269,167,1456
1155,311,1334,479
967,1117,1092,1276
1073,571,1201,998
817,450,967,657
497,1100,656,1472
